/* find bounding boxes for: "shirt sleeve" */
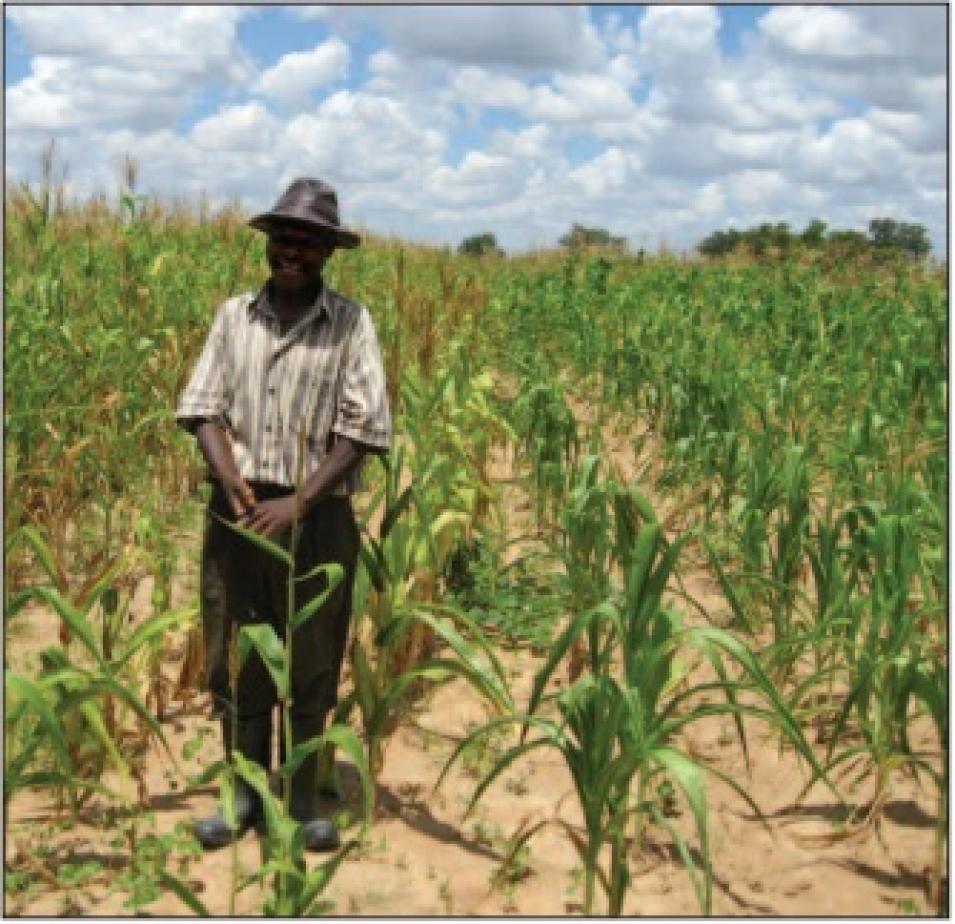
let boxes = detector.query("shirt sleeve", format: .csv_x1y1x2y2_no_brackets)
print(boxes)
175,298,233,432
331,305,392,451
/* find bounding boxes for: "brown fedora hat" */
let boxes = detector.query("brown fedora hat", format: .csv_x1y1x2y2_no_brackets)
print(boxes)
249,177,361,248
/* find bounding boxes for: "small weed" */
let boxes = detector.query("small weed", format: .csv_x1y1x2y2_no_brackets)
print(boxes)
471,816,502,848
565,865,584,896
493,841,532,887
5,869,37,897
57,858,104,887
445,538,564,649
460,723,508,780
656,779,681,818
438,877,454,914
60,892,83,915
504,770,530,796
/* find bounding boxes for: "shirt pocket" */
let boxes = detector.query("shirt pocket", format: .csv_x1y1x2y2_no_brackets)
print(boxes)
298,368,337,440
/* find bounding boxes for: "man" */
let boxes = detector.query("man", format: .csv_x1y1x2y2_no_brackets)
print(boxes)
176,178,391,851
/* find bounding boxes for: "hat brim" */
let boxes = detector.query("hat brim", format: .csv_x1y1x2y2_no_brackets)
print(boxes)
248,212,361,249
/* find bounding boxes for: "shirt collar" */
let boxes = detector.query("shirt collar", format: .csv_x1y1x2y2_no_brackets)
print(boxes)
250,282,331,325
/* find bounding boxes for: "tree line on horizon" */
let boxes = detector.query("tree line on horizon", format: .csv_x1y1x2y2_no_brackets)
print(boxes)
459,216,933,261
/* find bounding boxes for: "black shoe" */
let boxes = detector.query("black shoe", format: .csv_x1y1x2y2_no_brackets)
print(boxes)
193,780,262,849
297,816,340,852
193,711,272,851
288,711,340,853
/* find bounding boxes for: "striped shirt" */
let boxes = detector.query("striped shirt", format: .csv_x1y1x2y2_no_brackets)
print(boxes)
176,283,391,494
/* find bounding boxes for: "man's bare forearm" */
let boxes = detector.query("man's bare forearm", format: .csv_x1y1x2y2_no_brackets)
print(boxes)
196,421,241,481
296,436,370,514
195,420,255,516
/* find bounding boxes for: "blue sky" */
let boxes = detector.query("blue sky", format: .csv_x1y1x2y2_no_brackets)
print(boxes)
4,5,948,253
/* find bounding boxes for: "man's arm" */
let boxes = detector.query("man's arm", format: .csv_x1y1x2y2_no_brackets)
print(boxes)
238,436,370,537
195,421,256,518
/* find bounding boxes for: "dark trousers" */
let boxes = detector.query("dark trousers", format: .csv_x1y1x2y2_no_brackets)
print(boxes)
199,480,359,722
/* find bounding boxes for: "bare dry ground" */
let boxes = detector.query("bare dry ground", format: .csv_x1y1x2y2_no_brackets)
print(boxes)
5,404,944,916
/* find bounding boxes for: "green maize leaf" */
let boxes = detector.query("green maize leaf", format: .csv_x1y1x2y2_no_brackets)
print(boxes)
383,610,512,710
281,736,325,777
216,514,293,567
635,534,688,623
25,586,102,666
78,699,131,788
369,665,458,732
301,841,358,912
910,666,946,740
380,484,415,540
114,606,196,669
524,601,612,725
253,857,306,890
349,639,378,721
686,631,750,769
6,672,73,775
89,672,173,764
234,753,292,838
290,565,344,631
822,677,863,769
796,745,870,804
653,747,711,912
435,713,550,793
691,626,839,800
294,560,344,585
628,485,658,524
893,657,921,756
358,540,388,594
624,522,662,609
657,694,773,741
703,537,755,635
4,588,36,620
464,735,555,819
414,509,472,571
319,724,375,824
698,760,773,837
238,624,288,698
159,871,210,916
649,802,710,915
396,657,499,711
15,525,66,587
75,554,127,613
187,757,229,790
219,770,237,828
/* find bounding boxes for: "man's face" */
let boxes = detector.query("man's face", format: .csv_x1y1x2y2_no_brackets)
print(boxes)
266,224,335,292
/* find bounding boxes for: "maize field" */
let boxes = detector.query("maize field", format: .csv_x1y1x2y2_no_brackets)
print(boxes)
4,184,947,915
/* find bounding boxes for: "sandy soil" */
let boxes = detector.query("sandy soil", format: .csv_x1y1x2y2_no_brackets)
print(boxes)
4,402,946,917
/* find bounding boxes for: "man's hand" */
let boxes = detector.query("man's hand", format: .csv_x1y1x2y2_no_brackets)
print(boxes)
223,475,256,520
195,422,256,519
239,495,301,538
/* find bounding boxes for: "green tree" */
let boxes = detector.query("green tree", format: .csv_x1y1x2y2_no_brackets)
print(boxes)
800,219,828,247
559,223,627,251
697,228,742,257
868,218,931,259
826,228,869,258
458,232,503,257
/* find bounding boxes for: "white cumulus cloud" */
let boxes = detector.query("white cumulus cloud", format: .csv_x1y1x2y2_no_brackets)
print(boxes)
759,6,891,58
253,38,350,108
